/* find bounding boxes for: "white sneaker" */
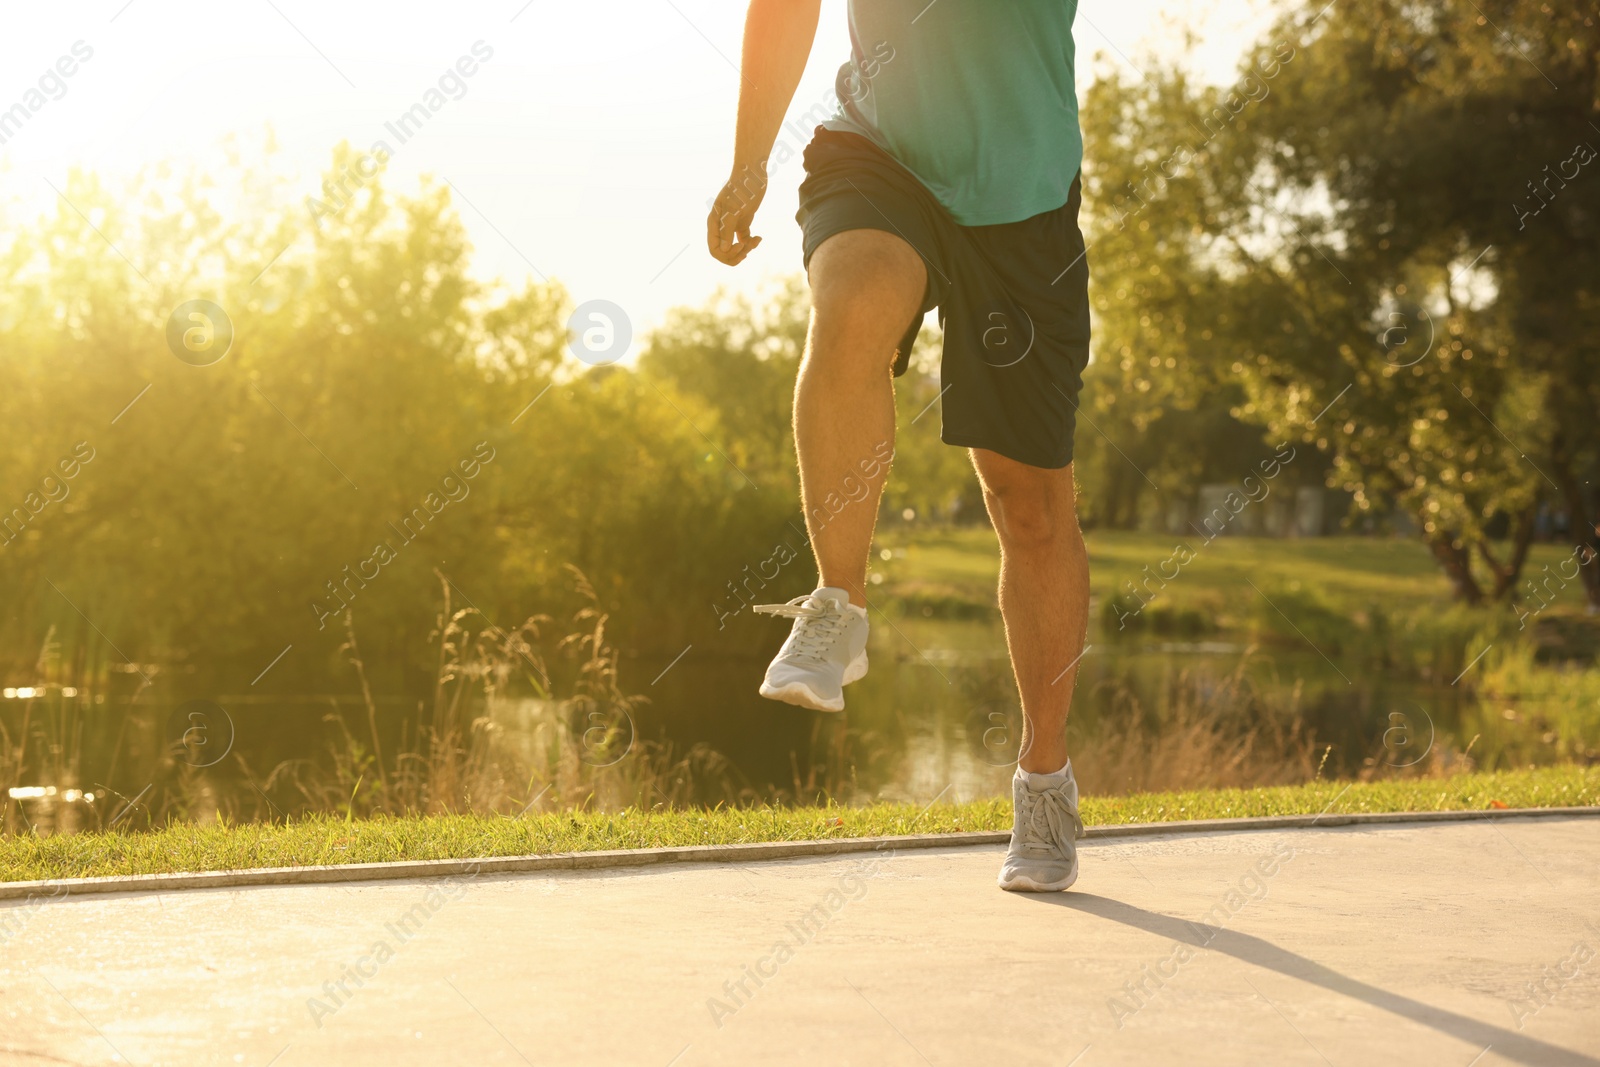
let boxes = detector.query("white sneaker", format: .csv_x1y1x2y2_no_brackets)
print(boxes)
997,762,1084,892
752,587,868,712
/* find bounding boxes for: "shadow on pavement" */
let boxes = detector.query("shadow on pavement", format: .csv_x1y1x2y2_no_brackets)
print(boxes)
1025,892,1598,1067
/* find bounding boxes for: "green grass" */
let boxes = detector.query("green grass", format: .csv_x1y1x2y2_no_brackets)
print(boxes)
876,530,1600,692
4,766,1594,884
877,528,1596,623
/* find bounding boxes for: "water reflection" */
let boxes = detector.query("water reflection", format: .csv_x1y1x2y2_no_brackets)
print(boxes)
1,615,1584,834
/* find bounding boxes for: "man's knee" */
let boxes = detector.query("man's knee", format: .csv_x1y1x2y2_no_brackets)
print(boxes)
984,484,1060,549
976,455,1078,551
806,230,925,366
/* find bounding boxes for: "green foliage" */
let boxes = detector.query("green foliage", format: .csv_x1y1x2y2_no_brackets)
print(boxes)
1078,0,1600,598
0,145,795,702
637,279,806,483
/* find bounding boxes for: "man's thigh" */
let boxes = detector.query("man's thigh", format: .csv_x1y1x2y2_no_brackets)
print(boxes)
806,229,927,364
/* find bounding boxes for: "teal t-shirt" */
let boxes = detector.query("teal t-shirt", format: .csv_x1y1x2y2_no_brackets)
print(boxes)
824,0,1082,227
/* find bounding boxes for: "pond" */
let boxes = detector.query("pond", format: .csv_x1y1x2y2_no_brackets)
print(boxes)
5,608,1577,835
631,612,1567,804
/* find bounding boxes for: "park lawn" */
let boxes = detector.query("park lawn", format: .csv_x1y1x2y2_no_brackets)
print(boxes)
2,765,1594,884
877,528,1595,628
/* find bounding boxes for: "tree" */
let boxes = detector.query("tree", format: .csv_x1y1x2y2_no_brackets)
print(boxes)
1078,0,1600,600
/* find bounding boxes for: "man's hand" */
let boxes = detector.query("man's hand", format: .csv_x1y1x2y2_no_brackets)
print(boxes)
707,0,820,266
707,162,768,266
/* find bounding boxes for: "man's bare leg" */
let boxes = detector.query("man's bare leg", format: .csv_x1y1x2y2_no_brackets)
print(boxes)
795,230,926,605
970,450,1089,773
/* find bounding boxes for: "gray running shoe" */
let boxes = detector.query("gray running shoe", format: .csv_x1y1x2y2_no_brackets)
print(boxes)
753,587,868,712
997,762,1084,892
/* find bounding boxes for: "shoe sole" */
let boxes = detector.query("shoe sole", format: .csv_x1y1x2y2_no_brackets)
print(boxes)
996,868,1078,893
759,651,868,713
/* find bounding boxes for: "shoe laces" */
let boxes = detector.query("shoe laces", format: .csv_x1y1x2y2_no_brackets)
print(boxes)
1017,781,1084,855
753,594,847,664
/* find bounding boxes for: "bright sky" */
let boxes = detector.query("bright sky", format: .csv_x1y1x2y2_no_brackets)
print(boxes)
1,1,1282,359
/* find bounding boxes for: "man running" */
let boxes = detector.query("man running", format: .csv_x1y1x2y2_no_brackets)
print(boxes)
706,1,1091,892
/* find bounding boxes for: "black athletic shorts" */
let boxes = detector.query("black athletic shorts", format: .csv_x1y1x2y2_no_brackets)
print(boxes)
796,127,1091,470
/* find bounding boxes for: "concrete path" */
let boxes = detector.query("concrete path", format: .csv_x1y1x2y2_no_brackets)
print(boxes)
2,815,1597,1066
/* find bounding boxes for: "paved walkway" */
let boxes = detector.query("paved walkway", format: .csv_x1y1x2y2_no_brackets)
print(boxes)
2,815,1597,1066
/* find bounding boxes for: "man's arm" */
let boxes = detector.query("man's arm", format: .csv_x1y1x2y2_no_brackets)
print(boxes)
706,0,822,266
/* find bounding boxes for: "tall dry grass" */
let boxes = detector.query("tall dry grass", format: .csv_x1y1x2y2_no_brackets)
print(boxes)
1066,647,1480,798
267,568,746,821
1070,652,1319,797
